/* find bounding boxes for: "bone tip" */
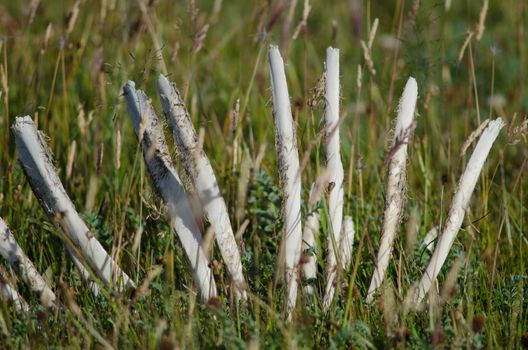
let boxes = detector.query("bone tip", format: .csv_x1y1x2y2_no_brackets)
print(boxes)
12,116,34,132
14,115,33,125
123,80,136,97
268,45,282,61
405,76,418,94
157,74,170,90
327,46,339,55
490,117,505,129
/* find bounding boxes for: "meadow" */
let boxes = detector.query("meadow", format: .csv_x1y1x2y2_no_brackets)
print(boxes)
0,0,527,348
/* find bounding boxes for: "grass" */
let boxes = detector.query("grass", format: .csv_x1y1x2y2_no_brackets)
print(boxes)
0,0,527,348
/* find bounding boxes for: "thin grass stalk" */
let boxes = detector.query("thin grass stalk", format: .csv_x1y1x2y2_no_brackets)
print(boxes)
0,217,56,307
268,45,303,318
410,118,505,305
157,75,247,301
322,47,345,310
13,116,134,291
366,77,418,302
123,81,217,301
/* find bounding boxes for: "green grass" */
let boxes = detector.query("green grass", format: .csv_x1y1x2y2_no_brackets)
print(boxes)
0,0,527,348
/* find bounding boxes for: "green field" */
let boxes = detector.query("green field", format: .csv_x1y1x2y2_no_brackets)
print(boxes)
0,0,527,348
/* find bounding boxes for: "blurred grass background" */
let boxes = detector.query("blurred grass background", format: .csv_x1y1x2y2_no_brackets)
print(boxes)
0,0,526,348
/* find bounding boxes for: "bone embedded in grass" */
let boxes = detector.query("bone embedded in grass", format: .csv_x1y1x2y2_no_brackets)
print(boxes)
268,45,303,319
302,171,331,296
302,184,322,296
0,280,28,312
0,218,55,308
367,77,418,302
68,246,101,296
322,47,345,311
422,227,438,253
302,213,320,296
157,75,247,301
339,216,355,271
411,118,505,305
12,116,135,292
0,270,29,312
123,81,218,301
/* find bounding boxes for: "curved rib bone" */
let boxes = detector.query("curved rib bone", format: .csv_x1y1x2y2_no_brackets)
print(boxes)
13,116,134,292
322,47,345,310
409,118,504,305
367,77,418,302
267,45,303,319
157,75,246,300
123,81,217,301
0,217,56,307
